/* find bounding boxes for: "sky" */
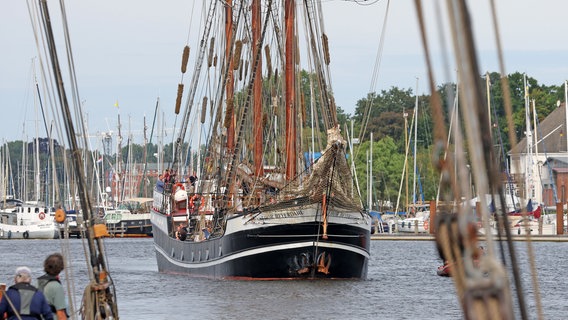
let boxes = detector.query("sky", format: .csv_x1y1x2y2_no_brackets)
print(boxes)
1,0,567,147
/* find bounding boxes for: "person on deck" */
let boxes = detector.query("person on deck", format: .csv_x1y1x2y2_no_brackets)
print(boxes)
189,175,197,186
175,224,188,241
37,253,68,320
202,227,212,240
0,266,53,320
156,174,165,192
163,169,171,184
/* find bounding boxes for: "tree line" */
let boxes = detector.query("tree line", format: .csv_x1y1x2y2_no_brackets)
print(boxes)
2,71,564,210
343,71,565,210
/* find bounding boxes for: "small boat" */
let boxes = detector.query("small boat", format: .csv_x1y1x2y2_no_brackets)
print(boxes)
0,201,59,239
57,209,85,238
397,216,430,233
437,262,451,277
0,213,58,239
395,203,430,234
436,250,483,277
436,260,482,277
103,197,153,237
510,213,563,235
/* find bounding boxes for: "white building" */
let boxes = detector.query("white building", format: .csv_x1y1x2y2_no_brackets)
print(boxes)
509,103,568,209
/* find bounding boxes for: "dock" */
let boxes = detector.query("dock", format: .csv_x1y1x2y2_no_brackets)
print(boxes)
371,234,568,242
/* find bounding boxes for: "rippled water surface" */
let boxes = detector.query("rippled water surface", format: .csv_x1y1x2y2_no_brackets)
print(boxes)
1,238,565,319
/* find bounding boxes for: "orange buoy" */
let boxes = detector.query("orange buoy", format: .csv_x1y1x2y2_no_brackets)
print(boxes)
189,194,205,211
55,209,66,223
174,183,185,192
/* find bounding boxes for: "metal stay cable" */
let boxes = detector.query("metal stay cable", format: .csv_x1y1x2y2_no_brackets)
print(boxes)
356,0,390,160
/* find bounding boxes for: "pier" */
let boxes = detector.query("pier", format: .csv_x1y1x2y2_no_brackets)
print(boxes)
371,234,568,242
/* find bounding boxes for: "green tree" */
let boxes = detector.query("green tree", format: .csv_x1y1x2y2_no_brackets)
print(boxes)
353,136,405,209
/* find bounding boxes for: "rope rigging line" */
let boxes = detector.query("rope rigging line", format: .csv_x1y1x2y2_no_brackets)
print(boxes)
302,0,335,130
172,0,220,169
412,0,548,319
355,0,390,161
221,0,274,203
487,1,542,314
196,1,248,200
35,0,120,318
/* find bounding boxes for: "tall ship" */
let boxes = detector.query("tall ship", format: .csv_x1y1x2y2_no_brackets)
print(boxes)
151,0,371,279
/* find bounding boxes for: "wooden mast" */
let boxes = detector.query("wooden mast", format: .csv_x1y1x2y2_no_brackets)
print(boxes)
252,0,264,176
116,111,122,205
225,0,235,153
285,0,297,180
38,0,119,317
142,114,148,197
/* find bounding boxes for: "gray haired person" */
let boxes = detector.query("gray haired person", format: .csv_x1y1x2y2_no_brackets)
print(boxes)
0,266,53,319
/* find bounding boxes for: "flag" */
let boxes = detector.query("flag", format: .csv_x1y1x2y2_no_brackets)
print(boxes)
96,156,103,164
114,100,119,108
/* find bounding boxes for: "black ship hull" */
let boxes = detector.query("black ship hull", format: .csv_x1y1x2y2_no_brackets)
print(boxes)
151,210,370,279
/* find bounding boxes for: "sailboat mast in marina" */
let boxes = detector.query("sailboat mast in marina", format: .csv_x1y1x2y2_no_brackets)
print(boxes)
151,0,371,279
34,0,119,318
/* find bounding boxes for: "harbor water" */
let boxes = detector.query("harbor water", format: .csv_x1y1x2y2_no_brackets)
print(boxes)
0,238,566,319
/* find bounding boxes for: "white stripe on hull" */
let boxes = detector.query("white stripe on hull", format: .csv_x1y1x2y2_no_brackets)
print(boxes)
154,240,369,269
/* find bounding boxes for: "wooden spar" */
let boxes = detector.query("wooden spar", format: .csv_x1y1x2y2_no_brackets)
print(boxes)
142,114,148,197
285,0,297,181
225,0,235,153
252,0,264,176
38,0,118,318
